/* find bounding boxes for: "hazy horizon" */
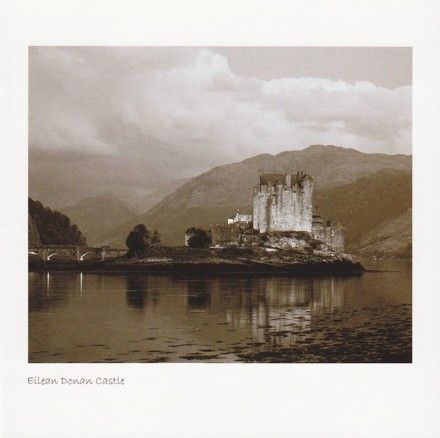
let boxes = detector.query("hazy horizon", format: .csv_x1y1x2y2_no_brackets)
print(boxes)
29,47,412,208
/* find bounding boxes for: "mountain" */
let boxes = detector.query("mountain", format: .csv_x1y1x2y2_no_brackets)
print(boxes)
357,209,412,257
124,177,191,214
28,198,87,246
60,193,136,246
146,144,411,211
314,169,412,254
98,145,412,250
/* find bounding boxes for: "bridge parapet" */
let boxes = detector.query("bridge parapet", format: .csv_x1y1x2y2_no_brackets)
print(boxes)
29,246,127,261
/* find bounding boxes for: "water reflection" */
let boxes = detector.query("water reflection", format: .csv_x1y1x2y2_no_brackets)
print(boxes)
217,277,346,347
28,262,412,362
28,272,71,311
126,275,159,309
186,280,211,311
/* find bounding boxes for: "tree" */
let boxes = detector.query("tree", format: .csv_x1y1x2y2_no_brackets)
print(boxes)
151,228,161,245
186,227,212,249
126,224,150,258
28,197,87,246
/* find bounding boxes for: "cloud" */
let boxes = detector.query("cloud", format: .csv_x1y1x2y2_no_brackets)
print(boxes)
28,47,412,206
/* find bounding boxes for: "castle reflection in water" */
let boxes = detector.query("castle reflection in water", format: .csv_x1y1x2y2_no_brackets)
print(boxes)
29,272,353,349
183,277,346,347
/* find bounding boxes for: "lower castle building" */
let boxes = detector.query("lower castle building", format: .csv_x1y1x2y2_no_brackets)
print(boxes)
311,208,345,253
211,211,258,247
227,211,253,225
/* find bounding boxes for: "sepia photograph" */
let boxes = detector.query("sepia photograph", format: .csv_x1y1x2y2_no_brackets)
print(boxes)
3,1,440,437
28,46,412,364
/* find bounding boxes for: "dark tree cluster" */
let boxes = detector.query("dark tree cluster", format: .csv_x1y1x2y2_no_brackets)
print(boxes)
125,224,161,258
28,197,87,246
186,227,212,249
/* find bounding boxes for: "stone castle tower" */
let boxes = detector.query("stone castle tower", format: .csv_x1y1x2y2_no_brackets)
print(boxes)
253,172,314,233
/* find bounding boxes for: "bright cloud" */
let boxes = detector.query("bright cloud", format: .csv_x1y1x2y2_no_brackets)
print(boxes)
30,47,411,159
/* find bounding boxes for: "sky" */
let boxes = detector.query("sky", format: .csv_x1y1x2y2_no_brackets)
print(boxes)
29,46,412,208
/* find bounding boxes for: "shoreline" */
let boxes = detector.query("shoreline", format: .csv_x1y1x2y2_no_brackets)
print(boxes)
28,259,365,276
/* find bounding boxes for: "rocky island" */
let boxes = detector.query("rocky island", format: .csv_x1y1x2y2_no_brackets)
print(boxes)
29,245,364,276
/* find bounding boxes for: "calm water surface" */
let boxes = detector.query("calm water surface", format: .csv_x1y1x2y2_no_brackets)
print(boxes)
29,260,411,363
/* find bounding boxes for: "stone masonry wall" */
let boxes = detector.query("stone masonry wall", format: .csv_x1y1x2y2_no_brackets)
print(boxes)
253,172,313,233
211,223,242,245
312,224,345,253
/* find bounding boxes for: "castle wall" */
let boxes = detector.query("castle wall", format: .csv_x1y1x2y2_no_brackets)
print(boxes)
211,222,257,247
311,224,345,253
253,173,313,233
211,223,242,246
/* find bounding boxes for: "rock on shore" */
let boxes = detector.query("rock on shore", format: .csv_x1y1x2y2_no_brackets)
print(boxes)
29,246,364,276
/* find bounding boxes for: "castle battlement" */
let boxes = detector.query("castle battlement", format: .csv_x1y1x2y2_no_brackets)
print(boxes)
258,171,313,189
253,171,314,233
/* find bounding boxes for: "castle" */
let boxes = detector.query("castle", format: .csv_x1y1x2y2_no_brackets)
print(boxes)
209,171,345,252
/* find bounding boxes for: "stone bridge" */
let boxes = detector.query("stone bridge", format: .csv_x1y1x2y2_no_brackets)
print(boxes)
28,245,127,261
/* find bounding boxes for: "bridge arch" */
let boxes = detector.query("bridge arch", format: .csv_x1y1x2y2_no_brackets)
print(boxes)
79,251,93,261
29,246,126,262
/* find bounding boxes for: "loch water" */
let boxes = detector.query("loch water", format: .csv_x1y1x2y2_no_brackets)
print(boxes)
29,259,411,363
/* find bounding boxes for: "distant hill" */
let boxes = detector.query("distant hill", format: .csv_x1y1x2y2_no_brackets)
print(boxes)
28,198,86,246
97,145,412,251
314,169,411,254
145,144,411,211
357,208,412,257
124,177,191,214
60,193,136,246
